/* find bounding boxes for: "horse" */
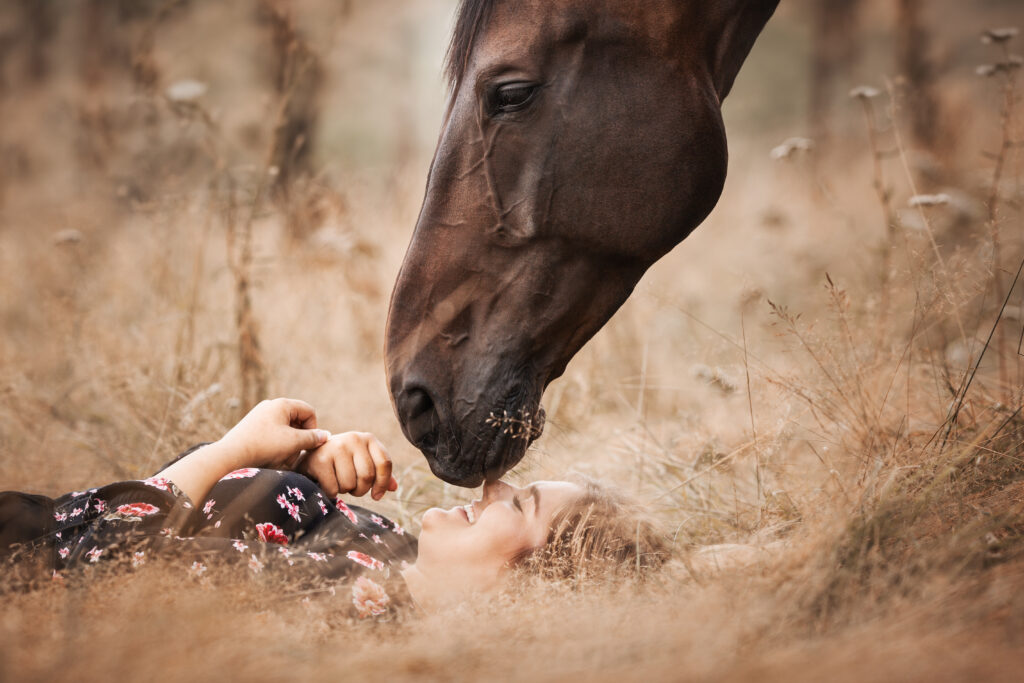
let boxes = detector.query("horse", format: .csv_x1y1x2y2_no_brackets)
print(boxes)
385,0,780,487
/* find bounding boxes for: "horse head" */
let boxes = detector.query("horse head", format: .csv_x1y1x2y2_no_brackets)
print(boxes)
385,0,779,486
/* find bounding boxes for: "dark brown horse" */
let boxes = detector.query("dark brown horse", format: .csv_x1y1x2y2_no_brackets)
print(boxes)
385,0,779,486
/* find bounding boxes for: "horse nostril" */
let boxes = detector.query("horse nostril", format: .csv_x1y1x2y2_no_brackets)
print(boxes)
400,387,440,452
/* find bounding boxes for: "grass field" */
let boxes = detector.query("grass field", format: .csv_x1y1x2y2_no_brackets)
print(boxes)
2,1,1024,680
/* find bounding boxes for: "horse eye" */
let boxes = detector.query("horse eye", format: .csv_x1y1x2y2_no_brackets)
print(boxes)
491,83,539,114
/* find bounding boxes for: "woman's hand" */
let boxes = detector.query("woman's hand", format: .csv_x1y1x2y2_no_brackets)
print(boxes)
218,398,331,471
297,432,398,501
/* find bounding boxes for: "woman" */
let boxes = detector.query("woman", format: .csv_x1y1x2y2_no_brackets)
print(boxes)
1,398,667,616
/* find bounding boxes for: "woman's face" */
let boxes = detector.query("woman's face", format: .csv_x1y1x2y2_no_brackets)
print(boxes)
413,479,583,592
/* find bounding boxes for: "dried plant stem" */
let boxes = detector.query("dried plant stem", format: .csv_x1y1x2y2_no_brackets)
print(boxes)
940,256,1024,447
223,28,316,412
742,314,763,510
856,95,897,332
225,174,268,413
985,43,1019,399
886,80,970,351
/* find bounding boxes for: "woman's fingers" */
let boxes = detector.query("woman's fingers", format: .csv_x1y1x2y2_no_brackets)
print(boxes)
367,437,393,501
315,463,340,498
299,432,396,500
352,447,376,497
280,397,318,430
333,445,358,495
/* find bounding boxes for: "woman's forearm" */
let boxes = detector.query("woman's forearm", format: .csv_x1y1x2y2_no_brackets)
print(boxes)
155,398,329,505
156,440,246,505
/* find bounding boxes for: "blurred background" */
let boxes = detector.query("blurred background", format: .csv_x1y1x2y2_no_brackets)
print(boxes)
2,1,1024,680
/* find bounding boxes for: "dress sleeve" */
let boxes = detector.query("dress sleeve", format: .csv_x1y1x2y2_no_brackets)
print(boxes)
57,476,195,570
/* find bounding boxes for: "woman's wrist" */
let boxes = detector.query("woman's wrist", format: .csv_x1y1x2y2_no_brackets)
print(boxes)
199,438,251,476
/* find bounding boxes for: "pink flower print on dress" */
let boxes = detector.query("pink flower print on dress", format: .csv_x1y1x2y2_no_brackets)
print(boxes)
69,507,83,518
222,468,259,480
318,499,329,516
275,494,301,522
248,554,264,573
334,498,358,524
203,499,215,516
132,551,146,567
351,576,390,618
307,552,328,562
86,547,103,563
372,534,383,545
256,522,289,546
143,477,171,491
93,499,106,513
346,550,384,571
232,540,248,553
392,523,405,536
287,486,305,502
116,503,160,518
370,514,388,529
58,547,70,559
278,547,295,566
54,511,67,522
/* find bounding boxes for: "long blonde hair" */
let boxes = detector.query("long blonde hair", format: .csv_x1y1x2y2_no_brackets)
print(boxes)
513,475,670,584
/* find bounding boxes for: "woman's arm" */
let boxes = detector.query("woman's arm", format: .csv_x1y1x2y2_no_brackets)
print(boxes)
156,398,330,505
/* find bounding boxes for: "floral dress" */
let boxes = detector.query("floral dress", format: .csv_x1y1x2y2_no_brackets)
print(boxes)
0,447,417,619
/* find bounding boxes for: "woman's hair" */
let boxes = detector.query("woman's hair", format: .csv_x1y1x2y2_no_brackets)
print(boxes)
512,475,670,584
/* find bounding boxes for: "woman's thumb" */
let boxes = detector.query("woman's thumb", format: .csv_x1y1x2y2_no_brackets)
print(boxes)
301,428,332,450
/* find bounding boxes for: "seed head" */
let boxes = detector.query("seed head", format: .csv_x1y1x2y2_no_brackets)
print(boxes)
770,137,814,161
908,193,951,208
849,85,881,100
982,27,1018,44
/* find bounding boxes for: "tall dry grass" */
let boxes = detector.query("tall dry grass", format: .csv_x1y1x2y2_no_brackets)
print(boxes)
1,1,1024,680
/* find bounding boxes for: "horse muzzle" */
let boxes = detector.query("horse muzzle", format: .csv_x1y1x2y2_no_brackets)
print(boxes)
392,380,545,486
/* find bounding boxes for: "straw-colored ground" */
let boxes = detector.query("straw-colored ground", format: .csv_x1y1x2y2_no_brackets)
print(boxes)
2,1,1023,680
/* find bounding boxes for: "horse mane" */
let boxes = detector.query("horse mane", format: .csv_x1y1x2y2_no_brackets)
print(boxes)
445,0,497,91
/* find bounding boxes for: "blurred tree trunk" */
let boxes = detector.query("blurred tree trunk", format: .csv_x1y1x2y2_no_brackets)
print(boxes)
896,0,941,151
809,0,862,143
18,0,56,82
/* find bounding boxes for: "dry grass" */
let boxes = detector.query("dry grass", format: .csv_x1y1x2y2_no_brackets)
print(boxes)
2,0,1024,680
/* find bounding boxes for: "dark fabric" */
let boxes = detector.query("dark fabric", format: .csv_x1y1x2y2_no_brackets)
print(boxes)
1,452,418,618
0,491,54,550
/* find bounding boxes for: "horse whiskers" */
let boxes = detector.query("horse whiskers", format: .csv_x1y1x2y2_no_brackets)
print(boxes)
485,408,544,441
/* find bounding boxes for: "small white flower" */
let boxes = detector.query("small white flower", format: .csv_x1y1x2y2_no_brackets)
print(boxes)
849,85,881,99
908,193,951,208
165,79,208,103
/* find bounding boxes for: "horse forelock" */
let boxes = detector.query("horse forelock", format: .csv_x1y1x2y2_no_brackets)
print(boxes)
445,0,498,93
